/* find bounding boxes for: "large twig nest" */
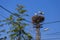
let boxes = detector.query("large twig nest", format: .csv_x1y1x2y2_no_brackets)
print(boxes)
32,15,45,24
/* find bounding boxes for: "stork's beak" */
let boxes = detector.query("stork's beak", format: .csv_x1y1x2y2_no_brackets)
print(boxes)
40,12,44,15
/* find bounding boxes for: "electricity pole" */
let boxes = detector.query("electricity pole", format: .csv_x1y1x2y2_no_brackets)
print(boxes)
36,24,41,40
32,11,45,40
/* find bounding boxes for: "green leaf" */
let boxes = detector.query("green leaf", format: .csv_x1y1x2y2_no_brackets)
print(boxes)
20,10,26,13
18,26,23,29
12,29,18,32
10,33,17,37
6,15,13,21
9,15,13,20
13,13,20,17
17,18,25,21
22,23,29,26
16,4,24,10
22,30,27,35
27,33,32,39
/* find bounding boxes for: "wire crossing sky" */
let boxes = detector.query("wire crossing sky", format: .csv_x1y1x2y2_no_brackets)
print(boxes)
0,0,60,40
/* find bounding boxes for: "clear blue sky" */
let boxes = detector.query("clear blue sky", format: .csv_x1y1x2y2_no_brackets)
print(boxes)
0,0,60,40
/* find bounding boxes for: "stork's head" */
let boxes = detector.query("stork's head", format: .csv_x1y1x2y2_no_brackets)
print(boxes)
38,11,44,15
34,13,38,15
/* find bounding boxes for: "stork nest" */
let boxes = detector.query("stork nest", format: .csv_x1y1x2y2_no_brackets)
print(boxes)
32,15,45,24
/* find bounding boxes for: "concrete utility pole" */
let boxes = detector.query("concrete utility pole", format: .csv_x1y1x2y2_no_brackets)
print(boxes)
32,11,45,40
36,27,40,40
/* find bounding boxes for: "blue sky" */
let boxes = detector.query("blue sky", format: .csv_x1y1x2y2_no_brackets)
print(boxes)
0,0,60,40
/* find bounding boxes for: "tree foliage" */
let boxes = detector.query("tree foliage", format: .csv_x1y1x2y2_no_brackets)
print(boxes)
0,4,32,40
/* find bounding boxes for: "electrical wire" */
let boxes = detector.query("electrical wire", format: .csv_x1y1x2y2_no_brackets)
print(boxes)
0,13,60,35
0,5,13,15
1,5,60,40
0,5,31,23
0,5,60,40
0,5,60,25
46,32,60,35
0,13,25,26
42,21,60,25
42,38,60,40
0,13,7,19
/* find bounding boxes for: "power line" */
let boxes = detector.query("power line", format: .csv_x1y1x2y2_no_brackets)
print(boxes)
0,13,7,19
0,5,60,24
0,5,60,40
0,5,31,23
42,38,60,40
46,32,60,35
1,5,60,40
0,5,13,15
42,21,60,25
